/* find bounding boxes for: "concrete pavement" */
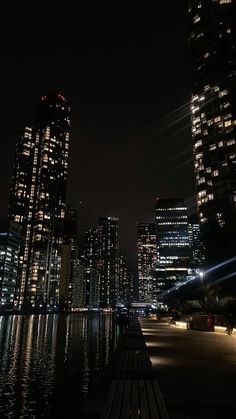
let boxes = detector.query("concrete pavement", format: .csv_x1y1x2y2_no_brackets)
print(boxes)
139,316,236,419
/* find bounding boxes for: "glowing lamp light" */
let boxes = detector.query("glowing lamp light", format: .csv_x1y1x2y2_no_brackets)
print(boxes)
169,321,187,329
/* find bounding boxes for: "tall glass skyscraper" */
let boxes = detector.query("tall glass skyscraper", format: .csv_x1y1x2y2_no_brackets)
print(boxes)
9,126,39,307
9,93,71,309
97,217,119,308
137,223,157,303
189,0,236,264
0,219,21,310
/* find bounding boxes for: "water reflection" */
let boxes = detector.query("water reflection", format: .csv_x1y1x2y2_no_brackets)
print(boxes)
0,313,116,418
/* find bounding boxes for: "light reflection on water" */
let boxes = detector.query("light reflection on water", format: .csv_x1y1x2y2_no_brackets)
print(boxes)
0,313,117,418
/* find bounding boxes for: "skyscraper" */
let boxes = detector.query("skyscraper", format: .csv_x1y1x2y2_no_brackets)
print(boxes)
118,253,130,305
189,0,236,264
137,223,157,303
0,219,20,310
8,126,39,307
155,198,192,293
188,215,205,266
97,217,119,308
82,228,100,308
9,93,71,310
59,243,85,311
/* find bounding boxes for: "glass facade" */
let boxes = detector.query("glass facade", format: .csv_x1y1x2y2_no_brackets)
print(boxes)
137,223,157,303
0,220,20,310
9,93,71,310
189,0,236,263
118,253,131,305
155,198,192,293
97,217,119,308
82,228,100,308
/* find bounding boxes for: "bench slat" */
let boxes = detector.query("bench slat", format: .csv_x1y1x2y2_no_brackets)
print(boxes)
130,380,139,419
120,380,131,419
152,381,169,419
139,380,149,419
145,380,160,419
101,380,117,419
112,380,125,419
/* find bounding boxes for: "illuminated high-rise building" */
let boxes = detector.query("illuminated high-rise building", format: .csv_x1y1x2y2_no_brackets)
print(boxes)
0,219,20,310
137,223,157,303
189,0,236,264
82,228,100,309
8,126,39,307
59,243,85,311
118,253,130,305
97,217,119,308
188,215,205,266
9,93,71,310
155,198,192,293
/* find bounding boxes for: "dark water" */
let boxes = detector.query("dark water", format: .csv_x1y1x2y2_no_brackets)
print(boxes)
0,313,117,418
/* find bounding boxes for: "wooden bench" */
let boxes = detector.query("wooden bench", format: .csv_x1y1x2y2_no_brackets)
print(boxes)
118,350,152,372
114,349,155,380
101,379,169,419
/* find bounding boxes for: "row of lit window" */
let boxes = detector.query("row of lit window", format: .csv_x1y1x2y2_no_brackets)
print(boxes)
156,207,187,211
157,222,188,226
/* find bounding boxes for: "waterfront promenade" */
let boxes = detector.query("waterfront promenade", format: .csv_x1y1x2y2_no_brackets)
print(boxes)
83,315,236,419
140,317,236,419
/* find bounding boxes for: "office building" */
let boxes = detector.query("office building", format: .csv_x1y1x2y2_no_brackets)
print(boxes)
118,253,130,305
8,126,39,307
59,243,85,310
0,219,20,310
97,217,119,308
137,223,157,303
9,93,71,309
82,228,100,309
189,0,236,264
188,215,205,266
155,198,192,293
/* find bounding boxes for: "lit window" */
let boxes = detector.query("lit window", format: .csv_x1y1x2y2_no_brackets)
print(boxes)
193,14,200,23
209,144,216,151
227,139,235,146
219,90,228,98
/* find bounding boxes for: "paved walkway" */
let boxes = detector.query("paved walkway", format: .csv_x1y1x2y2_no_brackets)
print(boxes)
139,317,236,419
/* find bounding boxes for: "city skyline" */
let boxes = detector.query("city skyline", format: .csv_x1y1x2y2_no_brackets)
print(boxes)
0,2,193,273
1,3,236,418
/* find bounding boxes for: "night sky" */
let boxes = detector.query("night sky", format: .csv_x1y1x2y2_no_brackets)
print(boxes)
1,1,195,273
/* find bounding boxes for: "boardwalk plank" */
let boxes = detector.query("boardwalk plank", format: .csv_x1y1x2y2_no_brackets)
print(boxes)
130,380,139,419
120,380,131,419
139,380,149,419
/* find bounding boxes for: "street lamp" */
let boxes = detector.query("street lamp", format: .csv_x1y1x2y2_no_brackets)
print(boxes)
199,271,207,304
199,271,204,286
